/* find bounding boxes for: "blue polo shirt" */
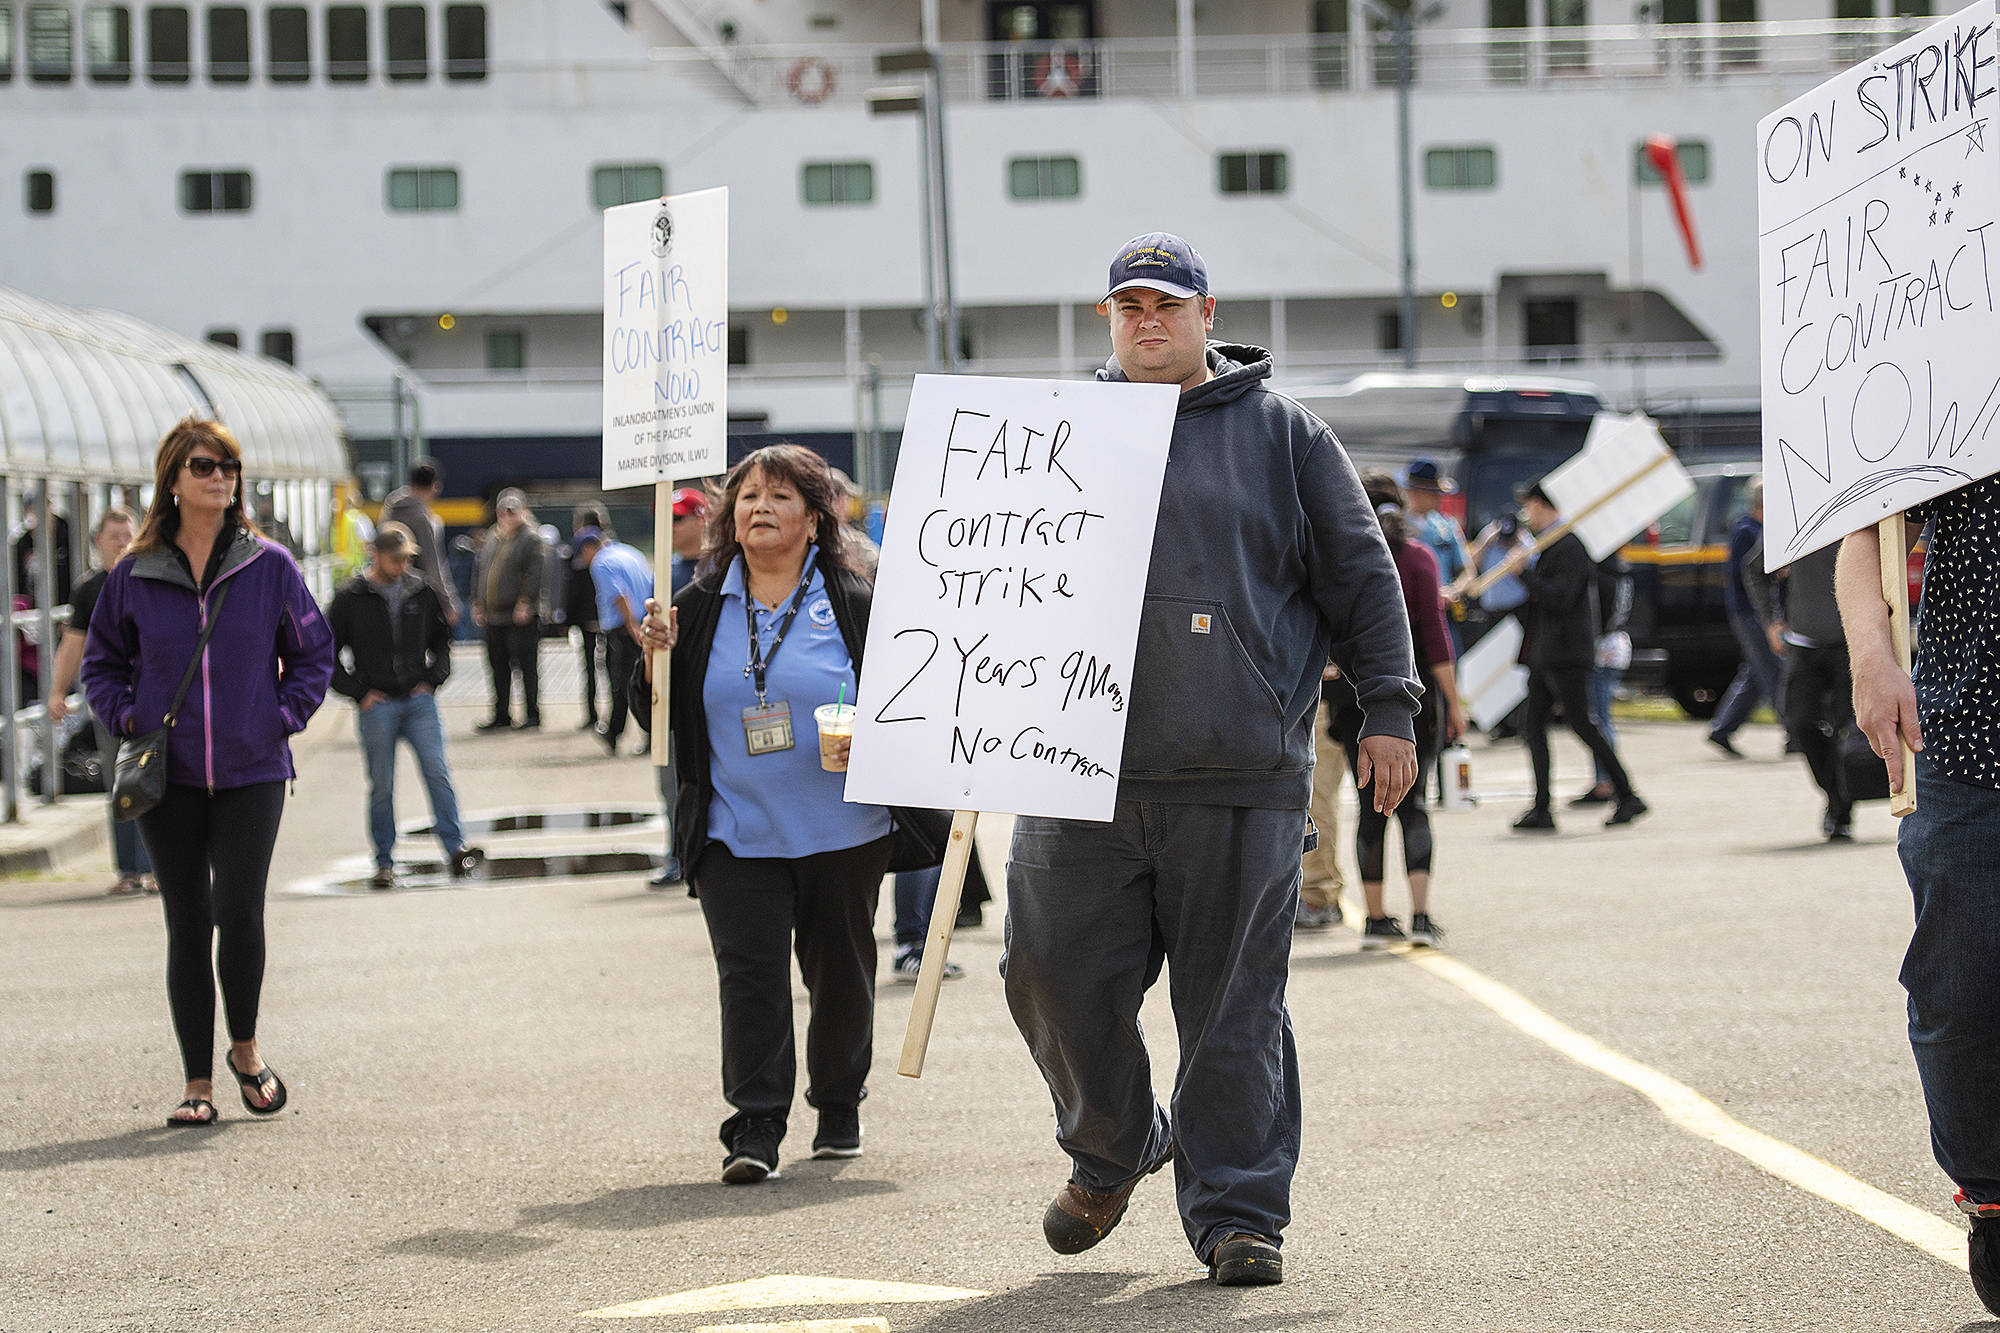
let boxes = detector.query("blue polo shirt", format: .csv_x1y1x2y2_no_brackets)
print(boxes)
590,541,654,631
704,555,892,859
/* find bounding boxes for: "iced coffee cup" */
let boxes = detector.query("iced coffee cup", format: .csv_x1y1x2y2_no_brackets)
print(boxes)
814,703,856,772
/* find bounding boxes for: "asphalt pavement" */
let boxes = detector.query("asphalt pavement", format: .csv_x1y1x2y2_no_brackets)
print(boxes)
2,649,1991,1332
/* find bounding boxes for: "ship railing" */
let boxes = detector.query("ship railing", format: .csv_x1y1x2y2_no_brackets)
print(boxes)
645,19,1939,105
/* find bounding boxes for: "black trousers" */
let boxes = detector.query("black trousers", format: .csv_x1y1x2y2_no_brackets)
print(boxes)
1783,643,1853,817
603,630,641,743
483,619,540,723
1523,663,1633,809
577,626,602,724
692,833,894,1144
137,781,287,1082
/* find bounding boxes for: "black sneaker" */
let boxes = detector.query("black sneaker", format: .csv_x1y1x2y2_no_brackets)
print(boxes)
1512,807,1557,832
1605,795,1649,827
449,846,487,879
368,865,396,890
1209,1232,1283,1286
1707,733,1742,758
1360,916,1407,951
812,1105,862,1160
474,718,512,734
513,715,541,731
1407,912,1444,947
721,1116,784,1184
1971,1213,2000,1316
1822,807,1854,841
1567,788,1613,808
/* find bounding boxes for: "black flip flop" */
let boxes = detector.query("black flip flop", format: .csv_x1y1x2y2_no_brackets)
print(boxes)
166,1097,217,1127
225,1055,288,1116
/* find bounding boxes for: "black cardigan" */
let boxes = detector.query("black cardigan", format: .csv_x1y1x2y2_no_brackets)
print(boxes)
635,555,875,879
1517,530,1600,669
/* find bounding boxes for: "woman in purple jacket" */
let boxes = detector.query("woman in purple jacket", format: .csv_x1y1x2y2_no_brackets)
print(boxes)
83,418,334,1127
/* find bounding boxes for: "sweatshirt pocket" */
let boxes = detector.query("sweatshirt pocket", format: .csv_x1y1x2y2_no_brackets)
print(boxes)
1123,595,1288,773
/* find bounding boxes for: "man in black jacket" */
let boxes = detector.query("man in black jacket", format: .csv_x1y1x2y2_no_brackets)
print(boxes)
328,523,483,889
1503,481,1647,831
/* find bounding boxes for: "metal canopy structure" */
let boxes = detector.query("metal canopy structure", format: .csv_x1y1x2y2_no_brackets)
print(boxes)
0,285,347,485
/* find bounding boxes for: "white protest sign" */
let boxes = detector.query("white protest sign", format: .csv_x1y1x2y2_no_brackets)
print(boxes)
1539,413,1695,561
1456,616,1530,732
1757,2,2000,570
601,186,729,489
843,374,1178,823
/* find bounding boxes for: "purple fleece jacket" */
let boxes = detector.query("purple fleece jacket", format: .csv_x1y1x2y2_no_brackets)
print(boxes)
82,525,334,791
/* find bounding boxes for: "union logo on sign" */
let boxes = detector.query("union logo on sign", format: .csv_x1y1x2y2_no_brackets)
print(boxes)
650,206,674,258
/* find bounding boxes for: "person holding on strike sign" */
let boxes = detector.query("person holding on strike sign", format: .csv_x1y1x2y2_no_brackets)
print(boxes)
632,444,896,1184
82,418,334,1127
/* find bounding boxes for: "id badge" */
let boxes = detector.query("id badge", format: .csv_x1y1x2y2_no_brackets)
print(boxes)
742,700,795,755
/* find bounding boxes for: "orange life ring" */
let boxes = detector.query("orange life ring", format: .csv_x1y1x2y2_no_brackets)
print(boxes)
1031,47,1089,97
787,56,836,104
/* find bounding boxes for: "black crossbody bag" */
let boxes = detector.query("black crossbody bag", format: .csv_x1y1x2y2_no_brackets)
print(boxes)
112,582,230,822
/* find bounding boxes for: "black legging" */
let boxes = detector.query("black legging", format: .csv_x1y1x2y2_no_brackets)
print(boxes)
1343,740,1437,882
137,781,287,1082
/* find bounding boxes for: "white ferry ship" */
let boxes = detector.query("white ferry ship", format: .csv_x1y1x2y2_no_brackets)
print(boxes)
0,0,1932,505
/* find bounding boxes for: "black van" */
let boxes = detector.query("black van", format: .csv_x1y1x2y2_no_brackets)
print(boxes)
1622,460,1759,718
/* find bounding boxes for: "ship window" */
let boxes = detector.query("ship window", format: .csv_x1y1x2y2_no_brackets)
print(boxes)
441,1,480,79
1376,310,1403,353
728,326,748,365
383,3,423,80
386,165,459,211
1635,139,1711,184
324,2,363,80
801,160,873,206
205,327,240,347
1310,0,1349,90
1006,155,1081,200
592,162,664,208
180,168,253,212
484,329,524,371
260,327,295,363
146,5,187,80
1217,151,1288,195
25,169,55,214
0,6,14,82
28,3,72,81
206,5,247,81
264,4,304,80
1424,145,1497,190
85,5,130,80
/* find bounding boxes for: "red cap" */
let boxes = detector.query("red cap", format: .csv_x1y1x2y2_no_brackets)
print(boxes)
671,487,708,517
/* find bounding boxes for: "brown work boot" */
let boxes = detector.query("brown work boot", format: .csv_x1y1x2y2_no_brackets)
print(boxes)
1041,1149,1172,1255
1209,1232,1284,1286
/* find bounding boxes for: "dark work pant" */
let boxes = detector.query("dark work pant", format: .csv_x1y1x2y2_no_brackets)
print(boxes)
1004,801,1304,1262
578,627,602,724
1711,610,1783,741
137,781,287,1082
1782,642,1852,819
691,834,894,1146
483,620,540,722
1899,756,2000,1206
603,630,641,743
1523,663,1633,810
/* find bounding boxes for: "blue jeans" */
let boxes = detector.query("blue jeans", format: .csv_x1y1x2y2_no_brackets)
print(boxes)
1898,756,2000,1206
1589,666,1623,788
894,867,942,952
1711,611,1782,741
93,717,152,876
356,693,464,868
1003,800,1303,1261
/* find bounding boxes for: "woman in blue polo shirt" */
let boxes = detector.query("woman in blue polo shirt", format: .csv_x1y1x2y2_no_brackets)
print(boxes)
638,444,894,1185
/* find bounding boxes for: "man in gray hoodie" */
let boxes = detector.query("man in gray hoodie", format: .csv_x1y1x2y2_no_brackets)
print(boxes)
1002,233,1420,1287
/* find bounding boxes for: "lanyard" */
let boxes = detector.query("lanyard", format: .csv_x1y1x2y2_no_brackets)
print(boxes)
743,554,817,706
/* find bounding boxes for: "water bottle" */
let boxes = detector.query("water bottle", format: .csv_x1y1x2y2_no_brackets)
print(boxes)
1441,744,1476,809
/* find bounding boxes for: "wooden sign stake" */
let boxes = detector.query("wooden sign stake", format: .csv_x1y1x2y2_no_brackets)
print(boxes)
1460,452,1676,601
1878,511,1917,817
897,809,980,1078
650,479,672,765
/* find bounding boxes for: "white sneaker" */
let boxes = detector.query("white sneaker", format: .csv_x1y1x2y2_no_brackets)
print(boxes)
891,948,963,982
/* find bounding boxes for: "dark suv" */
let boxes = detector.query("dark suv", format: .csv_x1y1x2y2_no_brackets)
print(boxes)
1622,460,1759,718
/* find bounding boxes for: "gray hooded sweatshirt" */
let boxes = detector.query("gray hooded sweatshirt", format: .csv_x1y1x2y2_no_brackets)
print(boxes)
1103,341,1421,809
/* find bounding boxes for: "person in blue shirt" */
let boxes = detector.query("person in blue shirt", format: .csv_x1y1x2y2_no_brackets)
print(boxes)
574,528,654,757
1402,458,1470,589
632,445,897,1183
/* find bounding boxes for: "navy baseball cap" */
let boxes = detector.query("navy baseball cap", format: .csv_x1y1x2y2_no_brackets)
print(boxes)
1100,232,1209,305
1403,457,1456,494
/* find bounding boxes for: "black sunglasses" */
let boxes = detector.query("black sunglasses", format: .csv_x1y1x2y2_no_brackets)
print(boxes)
184,457,243,478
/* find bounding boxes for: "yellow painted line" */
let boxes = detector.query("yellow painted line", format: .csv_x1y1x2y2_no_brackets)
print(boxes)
580,1276,986,1320
1620,543,1728,566
1332,898,1967,1273
693,1322,891,1333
